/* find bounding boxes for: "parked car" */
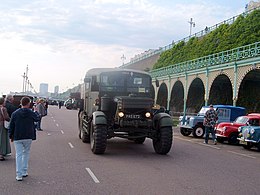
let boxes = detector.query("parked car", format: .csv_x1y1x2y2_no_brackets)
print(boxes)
179,105,246,138
237,126,260,151
215,113,260,144
13,94,34,109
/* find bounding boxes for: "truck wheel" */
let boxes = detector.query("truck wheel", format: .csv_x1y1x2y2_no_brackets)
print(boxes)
180,128,191,136
90,123,107,154
81,129,90,143
192,125,205,138
153,126,173,155
242,143,253,150
134,137,146,144
228,133,239,145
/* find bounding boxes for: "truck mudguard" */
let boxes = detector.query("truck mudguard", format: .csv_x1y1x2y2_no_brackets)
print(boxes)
92,111,107,125
153,113,173,129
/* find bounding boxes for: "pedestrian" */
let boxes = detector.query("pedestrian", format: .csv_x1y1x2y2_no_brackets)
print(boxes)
0,97,11,161
203,104,218,145
5,94,17,117
35,99,45,131
44,100,49,115
9,96,40,181
58,101,62,109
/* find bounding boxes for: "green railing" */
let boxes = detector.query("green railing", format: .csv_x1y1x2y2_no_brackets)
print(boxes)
121,5,260,68
150,41,260,78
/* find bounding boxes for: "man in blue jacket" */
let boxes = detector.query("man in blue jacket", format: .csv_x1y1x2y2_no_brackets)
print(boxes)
9,97,40,181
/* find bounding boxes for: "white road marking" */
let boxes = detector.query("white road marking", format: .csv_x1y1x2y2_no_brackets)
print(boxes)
56,124,59,127
53,119,56,122
175,137,195,142
47,133,51,136
198,143,220,149
68,142,74,148
85,168,100,183
61,130,64,134
228,151,256,159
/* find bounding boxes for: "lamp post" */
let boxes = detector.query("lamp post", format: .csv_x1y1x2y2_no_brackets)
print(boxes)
121,54,126,66
188,18,195,36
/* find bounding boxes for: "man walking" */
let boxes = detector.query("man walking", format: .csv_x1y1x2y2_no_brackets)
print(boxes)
203,104,218,145
9,97,40,181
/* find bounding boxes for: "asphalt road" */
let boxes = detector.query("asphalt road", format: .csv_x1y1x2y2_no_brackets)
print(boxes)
0,106,259,195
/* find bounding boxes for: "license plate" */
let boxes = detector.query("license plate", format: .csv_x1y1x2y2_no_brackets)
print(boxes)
239,140,247,145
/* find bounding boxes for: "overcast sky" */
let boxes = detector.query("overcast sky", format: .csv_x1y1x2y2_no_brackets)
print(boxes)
0,0,250,95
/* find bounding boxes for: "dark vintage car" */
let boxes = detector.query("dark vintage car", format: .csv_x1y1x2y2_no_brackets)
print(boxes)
13,95,34,109
179,105,246,138
237,126,260,151
215,113,260,144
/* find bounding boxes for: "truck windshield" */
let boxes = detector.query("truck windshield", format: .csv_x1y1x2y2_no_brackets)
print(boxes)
100,71,151,94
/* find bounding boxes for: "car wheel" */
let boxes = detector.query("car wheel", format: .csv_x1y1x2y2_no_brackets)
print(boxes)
180,128,191,136
192,125,205,138
228,133,239,145
90,123,107,154
153,126,173,155
134,137,146,144
257,142,260,151
242,143,253,150
216,137,225,143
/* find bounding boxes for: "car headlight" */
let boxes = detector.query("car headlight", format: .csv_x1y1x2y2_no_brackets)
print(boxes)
118,112,124,118
145,112,151,118
223,127,227,131
250,128,255,134
238,127,242,132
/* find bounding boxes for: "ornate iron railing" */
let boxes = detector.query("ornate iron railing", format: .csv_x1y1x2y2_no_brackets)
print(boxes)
150,41,260,78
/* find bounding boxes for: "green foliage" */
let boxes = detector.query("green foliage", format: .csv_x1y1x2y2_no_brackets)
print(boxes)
153,9,260,69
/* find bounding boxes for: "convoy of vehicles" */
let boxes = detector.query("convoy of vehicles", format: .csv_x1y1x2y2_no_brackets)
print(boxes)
78,68,173,154
215,113,260,144
179,105,246,138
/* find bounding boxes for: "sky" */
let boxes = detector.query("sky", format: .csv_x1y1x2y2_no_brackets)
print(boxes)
0,0,251,95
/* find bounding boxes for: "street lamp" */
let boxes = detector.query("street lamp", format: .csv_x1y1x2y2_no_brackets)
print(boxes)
121,54,126,65
188,18,195,36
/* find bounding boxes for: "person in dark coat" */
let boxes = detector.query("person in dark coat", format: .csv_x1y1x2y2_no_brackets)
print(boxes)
5,94,17,117
9,96,40,181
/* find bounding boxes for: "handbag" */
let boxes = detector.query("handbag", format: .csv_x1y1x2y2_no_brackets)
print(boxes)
0,107,10,129
4,121,10,129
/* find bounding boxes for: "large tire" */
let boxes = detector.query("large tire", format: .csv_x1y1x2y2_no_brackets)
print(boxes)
180,128,191,136
81,129,90,143
228,133,239,145
90,123,107,154
153,126,173,155
192,125,205,138
134,137,146,144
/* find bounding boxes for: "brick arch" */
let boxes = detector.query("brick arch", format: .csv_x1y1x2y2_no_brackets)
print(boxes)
208,71,234,95
187,76,205,96
236,64,260,98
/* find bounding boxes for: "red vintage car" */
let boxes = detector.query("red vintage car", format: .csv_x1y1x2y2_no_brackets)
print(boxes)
215,113,260,144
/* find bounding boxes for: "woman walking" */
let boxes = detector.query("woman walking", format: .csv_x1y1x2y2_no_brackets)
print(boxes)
0,97,11,161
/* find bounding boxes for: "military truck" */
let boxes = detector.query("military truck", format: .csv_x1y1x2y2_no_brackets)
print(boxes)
78,68,173,154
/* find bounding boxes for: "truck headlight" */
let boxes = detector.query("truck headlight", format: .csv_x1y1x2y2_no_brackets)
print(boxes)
118,112,124,118
250,128,255,134
145,112,151,118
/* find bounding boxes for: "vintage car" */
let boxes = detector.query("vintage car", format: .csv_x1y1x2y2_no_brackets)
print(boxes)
237,126,260,151
215,113,260,144
179,105,246,138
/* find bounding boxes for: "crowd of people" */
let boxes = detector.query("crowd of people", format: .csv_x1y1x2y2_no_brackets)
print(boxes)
0,94,49,181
